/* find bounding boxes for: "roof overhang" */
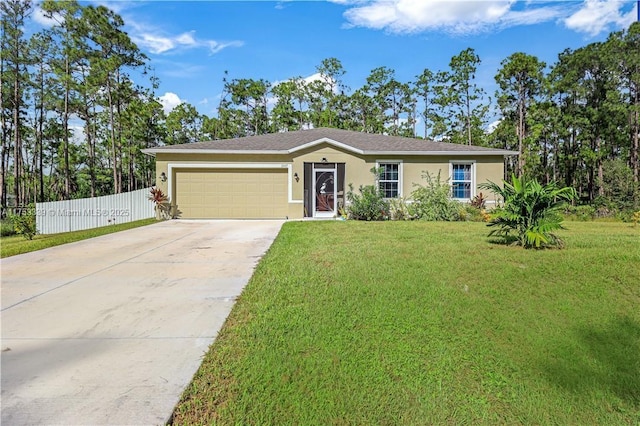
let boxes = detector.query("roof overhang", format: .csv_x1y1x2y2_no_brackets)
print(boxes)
141,136,518,157
361,150,517,156
141,148,288,156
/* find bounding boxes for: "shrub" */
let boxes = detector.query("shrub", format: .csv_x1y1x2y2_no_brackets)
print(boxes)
10,205,38,240
388,197,414,221
458,204,487,222
345,183,389,221
1,218,17,237
616,209,638,223
480,175,577,249
409,171,461,221
563,204,596,221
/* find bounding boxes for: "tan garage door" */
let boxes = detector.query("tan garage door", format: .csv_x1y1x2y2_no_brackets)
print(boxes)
175,168,288,219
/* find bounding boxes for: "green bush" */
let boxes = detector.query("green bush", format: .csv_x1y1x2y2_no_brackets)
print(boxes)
409,171,461,221
457,204,487,222
10,205,38,240
1,218,17,237
345,183,389,221
388,197,414,221
563,204,596,221
616,209,639,223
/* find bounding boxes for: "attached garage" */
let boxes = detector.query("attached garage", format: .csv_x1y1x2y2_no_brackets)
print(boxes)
174,168,288,219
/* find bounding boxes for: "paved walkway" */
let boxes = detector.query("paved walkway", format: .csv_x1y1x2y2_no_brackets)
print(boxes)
1,220,284,425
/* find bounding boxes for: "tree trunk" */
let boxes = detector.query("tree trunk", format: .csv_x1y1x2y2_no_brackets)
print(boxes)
517,84,525,177
596,135,604,197
0,55,6,210
13,56,22,206
465,82,472,145
82,71,96,198
632,88,639,183
63,55,71,200
84,114,95,197
37,68,45,202
106,78,120,194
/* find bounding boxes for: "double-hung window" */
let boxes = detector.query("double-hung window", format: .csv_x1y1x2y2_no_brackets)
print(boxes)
450,162,474,200
377,162,401,198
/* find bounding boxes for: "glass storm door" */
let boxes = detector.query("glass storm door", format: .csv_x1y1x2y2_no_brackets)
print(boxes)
313,169,336,217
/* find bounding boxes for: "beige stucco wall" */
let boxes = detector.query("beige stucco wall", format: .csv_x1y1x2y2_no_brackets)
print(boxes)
400,156,505,203
151,148,506,219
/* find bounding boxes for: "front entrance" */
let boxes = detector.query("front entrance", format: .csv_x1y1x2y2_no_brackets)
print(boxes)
303,162,345,218
313,168,336,217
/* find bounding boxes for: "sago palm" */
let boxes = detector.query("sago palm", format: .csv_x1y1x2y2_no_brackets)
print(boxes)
480,175,577,249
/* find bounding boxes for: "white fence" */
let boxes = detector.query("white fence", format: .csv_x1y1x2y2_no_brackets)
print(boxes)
36,188,155,234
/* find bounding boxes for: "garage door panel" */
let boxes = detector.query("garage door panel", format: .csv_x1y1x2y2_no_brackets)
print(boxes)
175,168,288,219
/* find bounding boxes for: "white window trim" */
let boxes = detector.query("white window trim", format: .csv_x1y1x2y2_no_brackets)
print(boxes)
449,160,476,202
375,160,403,198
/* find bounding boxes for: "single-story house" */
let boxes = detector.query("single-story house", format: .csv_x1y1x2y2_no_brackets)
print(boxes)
142,127,516,219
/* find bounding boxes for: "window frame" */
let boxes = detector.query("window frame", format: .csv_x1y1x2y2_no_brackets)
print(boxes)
375,160,403,199
449,160,476,201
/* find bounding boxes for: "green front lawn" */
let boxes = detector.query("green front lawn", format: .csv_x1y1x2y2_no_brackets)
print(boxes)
0,218,157,258
172,221,640,425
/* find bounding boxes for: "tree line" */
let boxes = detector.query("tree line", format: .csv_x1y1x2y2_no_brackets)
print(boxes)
2,0,162,209
2,0,638,211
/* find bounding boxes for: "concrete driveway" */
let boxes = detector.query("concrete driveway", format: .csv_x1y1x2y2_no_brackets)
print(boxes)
1,219,284,425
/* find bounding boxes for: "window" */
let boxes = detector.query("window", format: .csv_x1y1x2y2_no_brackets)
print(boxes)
450,162,474,200
377,162,400,198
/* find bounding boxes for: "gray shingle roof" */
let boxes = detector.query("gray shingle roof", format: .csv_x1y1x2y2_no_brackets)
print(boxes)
142,127,517,156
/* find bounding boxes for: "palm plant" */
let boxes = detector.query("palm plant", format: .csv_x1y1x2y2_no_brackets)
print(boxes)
480,175,577,249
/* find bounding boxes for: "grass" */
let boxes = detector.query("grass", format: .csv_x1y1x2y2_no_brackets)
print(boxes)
0,218,157,258
171,221,640,425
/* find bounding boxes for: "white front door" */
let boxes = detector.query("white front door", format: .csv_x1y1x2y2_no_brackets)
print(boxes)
313,168,336,218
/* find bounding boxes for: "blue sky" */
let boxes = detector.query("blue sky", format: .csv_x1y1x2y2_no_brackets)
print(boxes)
33,0,639,123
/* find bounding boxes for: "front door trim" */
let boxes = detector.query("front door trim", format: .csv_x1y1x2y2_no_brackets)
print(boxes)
312,165,337,218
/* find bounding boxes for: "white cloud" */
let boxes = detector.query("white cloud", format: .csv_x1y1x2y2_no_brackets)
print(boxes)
564,0,636,36
175,31,198,47
486,119,502,134
135,33,176,54
304,72,341,94
499,5,566,29
208,40,245,55
88,1,131,14
336,0,634,36
303,72,324,85
32,5,58,27
132,30,208,54
158,92,183,114
127,21,243,55
341,0,517,34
